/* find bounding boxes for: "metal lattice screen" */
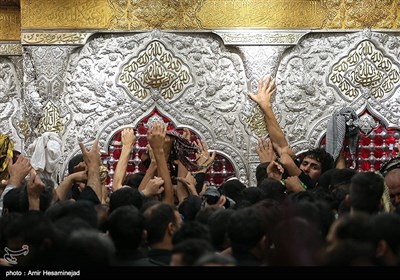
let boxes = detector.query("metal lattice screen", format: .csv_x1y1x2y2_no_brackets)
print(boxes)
100,109,236,191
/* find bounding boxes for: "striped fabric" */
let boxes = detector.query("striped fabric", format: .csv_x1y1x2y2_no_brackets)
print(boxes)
326,107,360,163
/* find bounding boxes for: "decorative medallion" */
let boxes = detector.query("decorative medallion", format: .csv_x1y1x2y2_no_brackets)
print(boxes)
329,40,400,101
243,106,267,138
359,113,379,135
119,40,193,101
17,118,30,139
144,114,168,129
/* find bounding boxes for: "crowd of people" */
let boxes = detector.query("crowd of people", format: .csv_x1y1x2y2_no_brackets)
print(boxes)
0,76,399,266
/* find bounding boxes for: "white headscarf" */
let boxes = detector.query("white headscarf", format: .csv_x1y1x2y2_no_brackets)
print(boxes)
28,132,62,183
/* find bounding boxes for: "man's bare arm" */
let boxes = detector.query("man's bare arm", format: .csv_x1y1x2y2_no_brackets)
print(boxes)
248,76,294,158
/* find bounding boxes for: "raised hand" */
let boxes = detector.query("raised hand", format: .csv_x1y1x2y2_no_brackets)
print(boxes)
27,169,45,210
147,123,167,151
257,138,276,163
7,155,32,187
147,123,174,204
247,75,277,110
79,139,101,168
27,169,45,198
284,176,306,193
182,128,191,141
142,176,165,197
194,139,216,171
79,139,101,201
267,161,284,181
176,172,198,196
121,128,135,148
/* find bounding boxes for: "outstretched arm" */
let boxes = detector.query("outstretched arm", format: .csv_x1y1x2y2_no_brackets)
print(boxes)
248,76,294,158
56,170,87,201
79,139,101,202
27,169,45,211
112,128,135,191
147,123,174,205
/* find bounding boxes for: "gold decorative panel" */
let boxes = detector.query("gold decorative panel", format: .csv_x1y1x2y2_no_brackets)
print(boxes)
0,7,20,41
107,0,204,30
119,40,193,101
0,0,20,6
37,101,65,134
21,0,112,29
19,0,400,31
243,106,267,138
199,0,326,29
322,0,400,29
329,40,400,100
17,118,30,139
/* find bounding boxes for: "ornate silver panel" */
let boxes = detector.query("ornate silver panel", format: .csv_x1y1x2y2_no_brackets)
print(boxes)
20,46,76,148
60,31,251,185
11,29,400,187
274,30,400,154
0,56,24,152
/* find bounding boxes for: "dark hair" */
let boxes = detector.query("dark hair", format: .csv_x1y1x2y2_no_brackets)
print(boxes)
143,203,177,245
172,239,214,266
109,187,143,214
303,148,334,175
45,200,98,228
228,207,264,254
350,172,384,214
255,162,269,187
3,177,55,214
106,205,144,251
172,221,211,245
207,209,234,251
240,187,265,205
369,213,400,255
258,178,286,202
178,195,202,222
68,154,84,174
220,178,246,204
122,173,145,189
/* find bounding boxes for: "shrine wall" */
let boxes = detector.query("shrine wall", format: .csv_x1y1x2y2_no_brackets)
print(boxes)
1,0,400,186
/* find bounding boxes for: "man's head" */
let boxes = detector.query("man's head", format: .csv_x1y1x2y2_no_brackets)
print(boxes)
385,169,400,208
300,148,334,181
350,172,384,214
380,157,400,212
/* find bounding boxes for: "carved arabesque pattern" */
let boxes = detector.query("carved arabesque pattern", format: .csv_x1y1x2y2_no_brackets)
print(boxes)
61,31,249,184
107,0,204,30
237,46,288,152
20,46,76,151
274,31,400,156
0,57,25,151
275,33,347,149
322,0,399,29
